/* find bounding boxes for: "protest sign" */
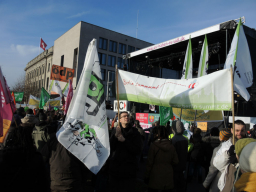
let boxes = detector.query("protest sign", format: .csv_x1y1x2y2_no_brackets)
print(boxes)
50,65,74,83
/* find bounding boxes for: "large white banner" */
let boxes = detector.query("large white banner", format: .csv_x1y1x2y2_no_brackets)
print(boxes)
118,69,232,111
57,39,110,174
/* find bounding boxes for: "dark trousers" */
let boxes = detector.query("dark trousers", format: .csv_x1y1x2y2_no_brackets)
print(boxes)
148,188,173,192
109,175,136,192
174,171,186,192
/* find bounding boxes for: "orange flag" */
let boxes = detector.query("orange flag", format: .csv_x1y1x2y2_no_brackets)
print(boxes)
11,92,16,105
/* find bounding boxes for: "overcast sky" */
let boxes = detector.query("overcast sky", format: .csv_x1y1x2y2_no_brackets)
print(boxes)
1,0,256,87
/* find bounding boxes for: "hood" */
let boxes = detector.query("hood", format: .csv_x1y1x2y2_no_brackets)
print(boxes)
153,139,173,152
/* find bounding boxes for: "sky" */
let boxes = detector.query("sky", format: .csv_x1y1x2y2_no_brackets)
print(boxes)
1,0,256,88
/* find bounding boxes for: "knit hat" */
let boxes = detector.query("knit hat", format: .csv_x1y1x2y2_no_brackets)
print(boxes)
239,141,256,172
235,138,256,157
172,120,184,135
219,128,232,141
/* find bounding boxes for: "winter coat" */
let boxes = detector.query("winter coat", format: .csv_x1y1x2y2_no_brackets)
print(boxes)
203,144,222,192
190,141,206,165
172,134,188,172
21,114,39,126
41,136,88,192
32,121,51,152
145,139,179,190
109,125,142,179
0,147,48,192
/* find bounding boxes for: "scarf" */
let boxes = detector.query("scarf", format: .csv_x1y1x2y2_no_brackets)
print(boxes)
235,172,256,192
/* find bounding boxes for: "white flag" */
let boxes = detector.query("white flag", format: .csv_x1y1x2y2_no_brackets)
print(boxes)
181,37,193,79
56,39,110,174
62,81,70,97
198,35,209,77
224,19,253,101
49,80,62,97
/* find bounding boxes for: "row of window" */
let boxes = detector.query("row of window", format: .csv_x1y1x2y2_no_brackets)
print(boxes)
100,69,116,82
27,62,52,80
99,37,140,54
98,53,128,69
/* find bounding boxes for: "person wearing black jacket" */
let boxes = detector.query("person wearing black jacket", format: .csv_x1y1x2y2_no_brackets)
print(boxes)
109,111,142,192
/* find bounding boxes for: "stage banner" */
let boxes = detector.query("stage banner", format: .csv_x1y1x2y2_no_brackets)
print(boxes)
173,108,223,122
118,69,232,111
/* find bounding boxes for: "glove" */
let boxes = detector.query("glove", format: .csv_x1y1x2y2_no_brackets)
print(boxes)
228,145,238,164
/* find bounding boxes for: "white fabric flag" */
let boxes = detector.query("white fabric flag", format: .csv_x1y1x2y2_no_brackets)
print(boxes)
118,69,232,111
56,39,110,174
181,37,193,79
62,81,70,97
198,35,209,77
224,19,253,101
49,80,62,97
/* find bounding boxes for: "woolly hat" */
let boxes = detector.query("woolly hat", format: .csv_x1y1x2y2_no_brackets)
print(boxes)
172,120,184,135
238,141,256,172
219,128,232,141
235,138,256,157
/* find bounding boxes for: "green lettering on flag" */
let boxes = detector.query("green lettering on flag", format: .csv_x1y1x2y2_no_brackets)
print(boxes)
39,87,50,109
14,92,24,102
159,106,173,126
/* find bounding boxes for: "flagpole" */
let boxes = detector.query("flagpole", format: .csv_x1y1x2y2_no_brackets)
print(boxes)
230,68,235,145
194,110,197,125
180,108,182,120
39,37,41,55
115,64,120,127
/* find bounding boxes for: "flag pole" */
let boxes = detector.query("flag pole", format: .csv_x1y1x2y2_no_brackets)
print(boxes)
39,37,41,55
180,108,182,120
115,64,120,127
194,110,197,125
230,68,235,145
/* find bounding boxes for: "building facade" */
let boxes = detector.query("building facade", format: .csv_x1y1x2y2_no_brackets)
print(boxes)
24,21,153,102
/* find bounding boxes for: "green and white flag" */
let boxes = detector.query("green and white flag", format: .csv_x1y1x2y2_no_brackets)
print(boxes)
62,81,70,97
159,106,173,126
14,92,24,102
198,35,209,77
118,69,232,111
56,39,110,174
224,19,253,101
39,87,50,109
181,37,193,79
49,80,62,97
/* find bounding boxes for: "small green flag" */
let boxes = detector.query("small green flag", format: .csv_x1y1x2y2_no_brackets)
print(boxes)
159,106,173,126
14,92,24,102
39,87,50,109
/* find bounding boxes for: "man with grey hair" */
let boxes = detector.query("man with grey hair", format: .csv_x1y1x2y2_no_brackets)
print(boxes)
172,120,188,192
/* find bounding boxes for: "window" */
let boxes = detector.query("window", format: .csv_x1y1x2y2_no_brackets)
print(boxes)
118,57,125,68
98,53,107,65
42,65,44,73
48,63,51,72
118,43,126,54
108,70,115,82
109,40,117,52
39,68,41,75
108,55,116,67
61,55,64,67
99,37,108,50
128,45,135,53
101,68,106,81
73,48,78,77
46,77,49,90
39,80,41,89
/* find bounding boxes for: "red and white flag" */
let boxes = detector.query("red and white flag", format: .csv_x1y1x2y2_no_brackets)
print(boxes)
40,38,47,51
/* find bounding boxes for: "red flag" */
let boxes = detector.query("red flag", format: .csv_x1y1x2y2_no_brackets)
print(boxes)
11,92,16,106
40,38,47,51
64,79,73,115
4,77,16,113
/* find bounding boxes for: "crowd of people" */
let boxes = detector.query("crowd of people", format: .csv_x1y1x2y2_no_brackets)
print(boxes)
1,108,256,192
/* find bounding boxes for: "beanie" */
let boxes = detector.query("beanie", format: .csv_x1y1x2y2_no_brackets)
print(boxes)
219,128,232,141
173,120,184,135
235,138,256,157
239,141,256,172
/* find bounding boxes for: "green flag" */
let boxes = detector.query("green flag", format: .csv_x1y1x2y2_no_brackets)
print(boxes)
14,92,24,102
39,87,50,109
159,106,173,126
